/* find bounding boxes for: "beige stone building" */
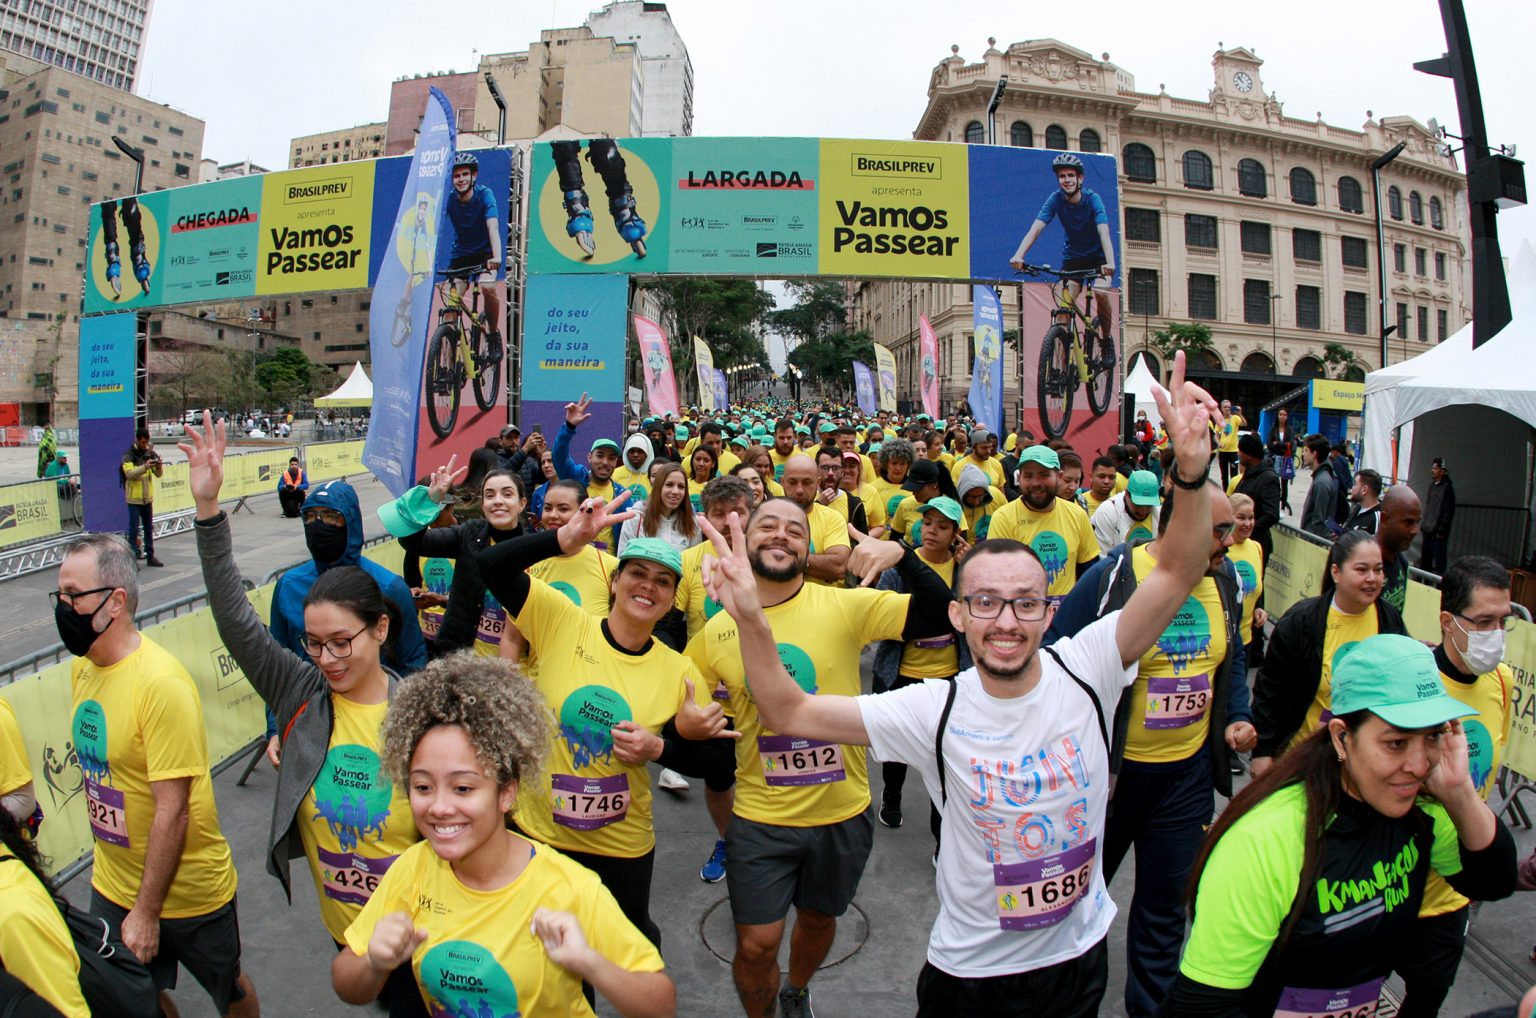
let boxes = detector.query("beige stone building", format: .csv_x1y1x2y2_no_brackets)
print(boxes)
0,50,204,424
290,122,386,169
853,40,1469,418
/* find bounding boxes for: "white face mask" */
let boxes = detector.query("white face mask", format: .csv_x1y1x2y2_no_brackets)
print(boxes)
1454,618,1505,675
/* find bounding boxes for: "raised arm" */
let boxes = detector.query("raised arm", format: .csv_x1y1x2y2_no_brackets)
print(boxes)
478,489,635,616
552,393,593,481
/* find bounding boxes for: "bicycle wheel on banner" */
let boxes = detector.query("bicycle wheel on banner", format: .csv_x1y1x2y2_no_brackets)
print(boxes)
1084,323,1116,417
1036,325,1075,440
472,326,502,411
425,323,460,439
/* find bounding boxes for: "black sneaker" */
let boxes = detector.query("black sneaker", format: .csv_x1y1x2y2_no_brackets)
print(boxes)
146,557,164,568
878,798,902,829
778,986,816,1018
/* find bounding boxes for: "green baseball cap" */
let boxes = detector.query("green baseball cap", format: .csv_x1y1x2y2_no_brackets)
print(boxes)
617,537,683,577
818,421,837,434
1127,470,1161,506
675,425,689,440
795,424,811,436
1331,635,1478,730
730,434,750,449
1018,445,1061,470
918,496,963,526
751,424,767,437
377,485,447,538
590,438,620,455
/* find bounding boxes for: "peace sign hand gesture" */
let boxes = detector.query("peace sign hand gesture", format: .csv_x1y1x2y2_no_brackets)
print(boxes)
564,392,593,429
426,455,469,503
699,511,763,622
556,488,636,553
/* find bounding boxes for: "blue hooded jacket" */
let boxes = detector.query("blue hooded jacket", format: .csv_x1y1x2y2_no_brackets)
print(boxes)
268,479,427,673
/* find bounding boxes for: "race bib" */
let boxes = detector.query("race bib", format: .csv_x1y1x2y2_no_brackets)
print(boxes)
913,633,955,650
317,848,397,906
712,679,729,702
758,735,845,787
551,773,629,830
420,607,444,640
476,601,507,647
994,837,1095,931
1144,673,1212,729
1275,977,1385,1018
85,776,130,848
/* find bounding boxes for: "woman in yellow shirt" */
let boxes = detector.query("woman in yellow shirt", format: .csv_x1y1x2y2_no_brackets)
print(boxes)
334,657,675,1018
686,446,718,512
0,810,89,1017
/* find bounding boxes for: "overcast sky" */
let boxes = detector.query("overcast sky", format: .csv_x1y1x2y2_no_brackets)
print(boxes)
137,0,1535,264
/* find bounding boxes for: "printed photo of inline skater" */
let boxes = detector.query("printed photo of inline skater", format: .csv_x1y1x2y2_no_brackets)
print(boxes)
85,191,167,311
530,138,666,271
554,138,649,258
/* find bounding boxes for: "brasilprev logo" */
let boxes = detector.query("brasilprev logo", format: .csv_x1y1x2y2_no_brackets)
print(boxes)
849,154,943,179
284,177,352,205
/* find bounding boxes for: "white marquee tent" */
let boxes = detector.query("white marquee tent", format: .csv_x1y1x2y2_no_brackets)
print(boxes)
314,362,373,408
1124,352,1161,426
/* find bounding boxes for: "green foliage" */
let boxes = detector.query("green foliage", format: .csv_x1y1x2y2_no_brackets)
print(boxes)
255,346,322,407
641,278,774,401
765,280,848,344
1321,342,1359,379
1148,321,1214,362
788,330,876,393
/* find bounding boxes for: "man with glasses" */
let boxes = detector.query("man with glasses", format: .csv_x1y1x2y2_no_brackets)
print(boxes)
698,354,1222,1017
1045,477,1254,1018
57,534,260,1017
1399,555,1518,1015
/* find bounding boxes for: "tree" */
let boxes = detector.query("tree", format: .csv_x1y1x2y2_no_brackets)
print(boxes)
766,280,847,345
641,278,774,403
788,329,876,396
255,345,320,408
1322,342,1359,379
1148,322,1215,365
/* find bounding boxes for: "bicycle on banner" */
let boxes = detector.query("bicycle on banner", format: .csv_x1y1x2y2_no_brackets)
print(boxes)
425,268,503,439
1017,262,1117,441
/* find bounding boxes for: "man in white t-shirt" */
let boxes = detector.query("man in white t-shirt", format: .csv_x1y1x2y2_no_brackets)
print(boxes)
699,353,1221,1016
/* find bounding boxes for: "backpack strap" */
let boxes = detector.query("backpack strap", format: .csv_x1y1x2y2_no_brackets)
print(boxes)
1042,646,1109,752
935,678,959,806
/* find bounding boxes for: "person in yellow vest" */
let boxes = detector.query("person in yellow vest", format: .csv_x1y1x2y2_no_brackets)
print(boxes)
698,422,741,475
987,446,1099,599
1399,556,1518,1014
121,427,164,566
768,419,806,481
870,439,916,526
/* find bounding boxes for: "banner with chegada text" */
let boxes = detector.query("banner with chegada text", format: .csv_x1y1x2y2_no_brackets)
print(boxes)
693,336,716,411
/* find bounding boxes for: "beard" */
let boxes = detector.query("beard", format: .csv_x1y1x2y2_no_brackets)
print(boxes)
750,545,806,582
1022,489,1055,511
974,643,1035,680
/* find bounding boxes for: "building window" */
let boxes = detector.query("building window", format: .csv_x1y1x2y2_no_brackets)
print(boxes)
1128,268,1159,315
1409,191,1424,225
1397,302,1409,340
1296,285,1322,329
1077,128,1101,153
1341,236,1369,269
1345,291,1368,335
1430,196,1444,230
1293,229,1322,263
1010,120,1032,147
1125,208,1160,243
1185,214,1219,250
1289,167,1317,205
1123,143,1156,182
1393,244,1407,273
1183,150,1214,190
963,121,984,144
1438,308,1448,341
1237,158,1267,197
1240,221,1272,255
1188,274,1218,319
1387,186,1403,220
1244,279,1272,324
1414,247,1427,276
1338,176,1364,213
1435,252,1447,281
1045,124,1068,149
1418,305,1429,341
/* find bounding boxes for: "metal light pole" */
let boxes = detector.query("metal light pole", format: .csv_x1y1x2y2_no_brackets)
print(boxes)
112,135,145,195
484,72,507,146
1270,292,1282,373
986,76,1008,146
1371,142,1407,367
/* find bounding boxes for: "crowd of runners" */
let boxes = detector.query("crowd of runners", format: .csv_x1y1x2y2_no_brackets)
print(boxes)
3,351,1534,1018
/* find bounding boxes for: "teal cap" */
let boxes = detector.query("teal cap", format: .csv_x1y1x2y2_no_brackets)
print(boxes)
590,438,620,454
867,442,883,454
617,537,682,577
751,424,767,437
1127,470,1161,506
818,422,836,434
378,486,449,538
675,425,689,440
795,425,811,436
1019,445,1061,470
730,434,750,449
1331,635,1479,730
918,495,963,526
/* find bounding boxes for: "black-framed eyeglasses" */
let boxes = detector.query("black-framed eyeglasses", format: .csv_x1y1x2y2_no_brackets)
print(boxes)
1455,612,1518,634
962,594,1051,622
302,624,370,659
49,586,117,611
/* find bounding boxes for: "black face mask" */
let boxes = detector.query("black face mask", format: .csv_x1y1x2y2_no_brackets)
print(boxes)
55,597,110,657
305,518,349,564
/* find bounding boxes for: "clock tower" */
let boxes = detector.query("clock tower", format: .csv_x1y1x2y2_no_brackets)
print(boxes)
1212,46,1265,99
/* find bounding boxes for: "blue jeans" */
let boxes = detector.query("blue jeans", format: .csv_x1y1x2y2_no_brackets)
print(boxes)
126,501,154,557
1103,750,1215,1018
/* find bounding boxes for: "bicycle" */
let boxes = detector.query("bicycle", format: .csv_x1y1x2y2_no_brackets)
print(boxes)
389,270,431,349
1017,263,1117,441
424,271,503,439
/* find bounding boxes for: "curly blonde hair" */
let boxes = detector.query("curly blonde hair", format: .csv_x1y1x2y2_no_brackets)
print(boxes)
381,652,549,790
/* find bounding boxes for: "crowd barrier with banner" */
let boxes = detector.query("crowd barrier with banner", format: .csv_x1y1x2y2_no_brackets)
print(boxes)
1265,524,1536,781
0,478,65,549
0,541,404,873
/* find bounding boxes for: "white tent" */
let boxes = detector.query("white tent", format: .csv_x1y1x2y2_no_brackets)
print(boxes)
314,362,373,408
1123,352,1161,426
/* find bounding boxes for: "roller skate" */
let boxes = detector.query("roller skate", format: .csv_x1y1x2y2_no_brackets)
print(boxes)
562,189,595,257
610,188,648,258
104,240,122,299
130,240,151,296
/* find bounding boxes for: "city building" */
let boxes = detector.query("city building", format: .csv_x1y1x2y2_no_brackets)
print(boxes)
0,50,204,424
0,0,151,92
852,40,1470,419
386,72,481,155
290,121,386,169
584,0,693,137
198,157,268,182
478,26,646,140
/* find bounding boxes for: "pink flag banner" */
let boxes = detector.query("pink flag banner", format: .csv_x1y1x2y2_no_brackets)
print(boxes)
633,315,679,417
919,314,940,419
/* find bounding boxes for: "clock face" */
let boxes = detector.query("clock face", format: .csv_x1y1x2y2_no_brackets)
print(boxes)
1233,71,1254,93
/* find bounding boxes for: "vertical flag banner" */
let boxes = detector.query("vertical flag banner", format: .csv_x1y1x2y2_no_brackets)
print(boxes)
363,87,454,497
634,315,679,417
692,336,716,411
873,343,898,412
918,314,940,419
713,369,729,412
852,361,877,416
969,284,1004,433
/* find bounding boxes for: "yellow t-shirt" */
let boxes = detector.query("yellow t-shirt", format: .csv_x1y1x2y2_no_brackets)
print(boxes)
854,483,887,531
1226,539,1264,645
959,488,1004,541
0,696,30,796
1080,489,1111,518
344,840,664,1018
526,547,616,618
686,582,909,827
897,556,959,678
805,502,853,586
511,579,706,858
949,454,1005,490
687,476,710,512
986,497,1098,598
296,695,421,942
580,477,621,551
1218,417,1240,453
416,556,454,645
1421,663,1513,916
888,495,922,543
1291,603,1380,749
1123,544,1229,763
610,465,651,503
0,845,88,1017
1112,473,1129,495
869,476,911,523
769,447,807,482
716,449,742,475
70,636,237,918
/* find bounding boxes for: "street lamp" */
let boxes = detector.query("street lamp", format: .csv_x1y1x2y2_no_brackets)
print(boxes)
484,72,507,145
1270,292,1282,373
1371,141,1408,368
111,135,145,195
986,75,1008,145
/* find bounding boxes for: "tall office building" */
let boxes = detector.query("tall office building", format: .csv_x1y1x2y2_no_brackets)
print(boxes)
0,0,152,93
584,1,693,137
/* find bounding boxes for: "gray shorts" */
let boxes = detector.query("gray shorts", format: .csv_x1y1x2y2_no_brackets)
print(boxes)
91,889,246,1015
725,812,874,926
